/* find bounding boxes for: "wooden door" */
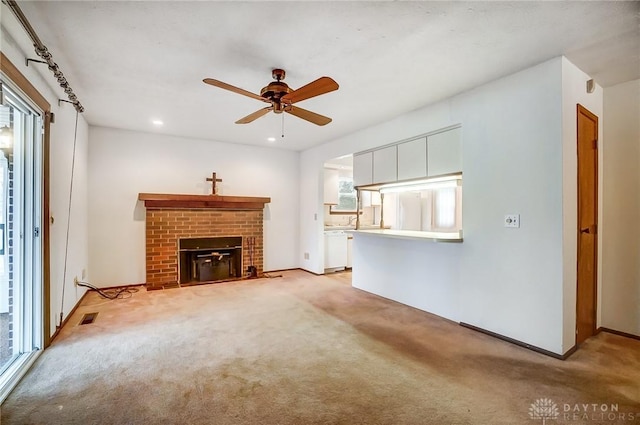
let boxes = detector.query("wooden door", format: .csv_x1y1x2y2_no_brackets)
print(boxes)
576,104,598,345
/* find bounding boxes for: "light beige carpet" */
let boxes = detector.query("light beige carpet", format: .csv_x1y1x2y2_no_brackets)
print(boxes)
2,270,639,424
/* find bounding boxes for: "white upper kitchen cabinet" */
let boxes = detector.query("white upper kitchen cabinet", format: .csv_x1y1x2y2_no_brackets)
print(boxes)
353,152,373,187
427,127,462,176
397,137,427,180
373,145,397,184
323,168,339,205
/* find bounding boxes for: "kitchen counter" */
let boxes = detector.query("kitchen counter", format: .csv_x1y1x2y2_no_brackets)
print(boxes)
324,226,354,231
348,228,463,242
324,225,389,231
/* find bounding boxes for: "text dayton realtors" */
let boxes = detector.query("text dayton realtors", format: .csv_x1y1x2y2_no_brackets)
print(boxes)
562,403,636,422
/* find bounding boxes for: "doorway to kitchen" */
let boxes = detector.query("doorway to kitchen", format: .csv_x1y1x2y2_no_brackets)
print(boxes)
323,155,358,273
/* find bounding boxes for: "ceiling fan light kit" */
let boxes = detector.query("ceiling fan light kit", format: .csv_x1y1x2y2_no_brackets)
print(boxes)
203,69,338,126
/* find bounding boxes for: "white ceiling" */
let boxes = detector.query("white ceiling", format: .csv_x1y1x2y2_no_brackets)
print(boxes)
4,1,639,151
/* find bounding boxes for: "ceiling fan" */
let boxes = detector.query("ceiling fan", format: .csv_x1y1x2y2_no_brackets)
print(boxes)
203,69,338,126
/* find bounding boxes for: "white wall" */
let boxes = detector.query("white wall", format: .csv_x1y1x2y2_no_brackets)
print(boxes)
560,57,604,351
602,79,640,336
49,102,90,337
455,58,565,354
302,57,602,355
88,127,299,287
1,15,90,337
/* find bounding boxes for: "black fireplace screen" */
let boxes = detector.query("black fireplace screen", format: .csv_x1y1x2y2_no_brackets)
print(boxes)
178,236,242,284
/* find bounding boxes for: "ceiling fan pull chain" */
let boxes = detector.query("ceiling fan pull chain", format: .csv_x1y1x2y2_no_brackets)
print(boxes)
281,113,285,138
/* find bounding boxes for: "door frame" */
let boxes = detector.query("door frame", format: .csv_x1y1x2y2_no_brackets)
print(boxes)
0,52,51,348
575,103,599,345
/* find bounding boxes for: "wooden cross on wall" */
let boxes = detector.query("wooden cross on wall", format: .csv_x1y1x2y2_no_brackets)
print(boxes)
206,172,222,195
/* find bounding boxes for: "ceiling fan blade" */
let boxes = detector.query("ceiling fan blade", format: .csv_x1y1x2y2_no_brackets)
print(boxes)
281,77,339,104
203,78,270,103
285,105,332,126
235,106,273,124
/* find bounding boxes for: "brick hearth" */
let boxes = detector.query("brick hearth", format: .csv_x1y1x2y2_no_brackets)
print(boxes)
139,194,270,289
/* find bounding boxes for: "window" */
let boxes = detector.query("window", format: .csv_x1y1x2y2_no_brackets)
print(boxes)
432,186,458,230
335,176,357,211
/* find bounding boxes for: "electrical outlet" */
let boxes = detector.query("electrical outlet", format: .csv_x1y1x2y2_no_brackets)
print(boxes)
74,276,79,286
504,214,520,228
82,269,86,279
304,252,310,260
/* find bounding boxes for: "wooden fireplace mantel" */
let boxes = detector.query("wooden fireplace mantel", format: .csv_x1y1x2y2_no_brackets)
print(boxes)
138,193,271,210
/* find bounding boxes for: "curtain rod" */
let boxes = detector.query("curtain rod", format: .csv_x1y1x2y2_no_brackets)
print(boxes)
3,0,85,113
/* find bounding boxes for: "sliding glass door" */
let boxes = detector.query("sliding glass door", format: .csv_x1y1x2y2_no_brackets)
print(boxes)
0,80,44,400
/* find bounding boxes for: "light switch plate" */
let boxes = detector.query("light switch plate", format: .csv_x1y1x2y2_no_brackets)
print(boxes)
505,214,520,228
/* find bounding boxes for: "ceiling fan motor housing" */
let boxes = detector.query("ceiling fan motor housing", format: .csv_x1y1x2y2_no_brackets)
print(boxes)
260,81,292,113
203,68,337,125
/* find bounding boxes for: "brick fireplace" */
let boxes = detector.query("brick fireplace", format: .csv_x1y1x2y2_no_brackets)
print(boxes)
138,193,270,290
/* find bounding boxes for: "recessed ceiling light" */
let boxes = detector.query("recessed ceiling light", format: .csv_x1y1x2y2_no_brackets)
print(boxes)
267,137,276,142
152,119,164,126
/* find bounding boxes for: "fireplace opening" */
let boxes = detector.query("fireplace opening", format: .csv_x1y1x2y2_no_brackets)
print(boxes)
178,237,242,284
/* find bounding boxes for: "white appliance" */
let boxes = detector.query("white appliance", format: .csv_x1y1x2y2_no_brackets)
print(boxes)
324,230,348,269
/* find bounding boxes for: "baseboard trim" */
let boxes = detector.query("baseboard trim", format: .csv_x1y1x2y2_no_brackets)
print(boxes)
49,289,90,345
261,268,337,278
146,269,315,290
562,344,578,359
97,283,146,291
262,268,301,278
598,327,640,341
459,322,574,360
299,268,323,276
264,268,299,274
